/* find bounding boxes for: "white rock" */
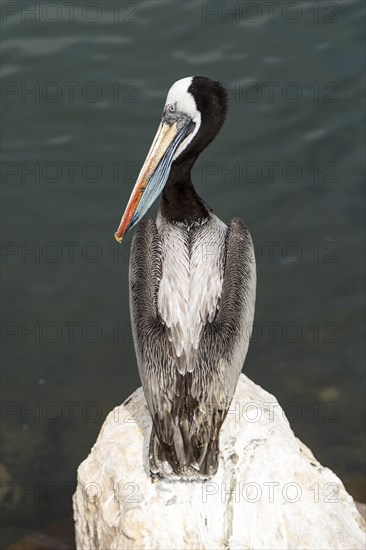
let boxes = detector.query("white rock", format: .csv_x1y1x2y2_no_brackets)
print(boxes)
73,375,365,549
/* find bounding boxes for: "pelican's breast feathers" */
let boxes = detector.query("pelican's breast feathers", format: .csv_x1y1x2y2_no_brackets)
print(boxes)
156,212,227,374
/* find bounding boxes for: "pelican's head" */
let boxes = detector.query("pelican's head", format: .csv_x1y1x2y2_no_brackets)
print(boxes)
114,76,227,242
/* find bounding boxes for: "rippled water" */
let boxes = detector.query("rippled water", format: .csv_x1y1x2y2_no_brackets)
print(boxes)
2,0,365,546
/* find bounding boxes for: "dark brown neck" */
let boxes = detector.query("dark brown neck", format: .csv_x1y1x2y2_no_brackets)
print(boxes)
160,158,209,224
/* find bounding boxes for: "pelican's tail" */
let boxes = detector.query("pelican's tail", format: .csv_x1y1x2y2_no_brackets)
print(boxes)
148,414,223,480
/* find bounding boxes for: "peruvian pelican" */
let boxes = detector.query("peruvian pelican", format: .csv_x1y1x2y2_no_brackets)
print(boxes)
115,77,256,479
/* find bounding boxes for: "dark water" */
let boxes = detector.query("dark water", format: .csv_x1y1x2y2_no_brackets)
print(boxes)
1,0,365,546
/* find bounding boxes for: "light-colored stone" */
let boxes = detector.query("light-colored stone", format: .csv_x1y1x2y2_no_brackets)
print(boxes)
73,375,366,549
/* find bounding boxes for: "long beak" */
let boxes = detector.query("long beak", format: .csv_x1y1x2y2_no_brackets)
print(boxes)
114,119,192,243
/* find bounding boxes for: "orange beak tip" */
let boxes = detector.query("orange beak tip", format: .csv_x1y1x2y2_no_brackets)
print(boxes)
114,232,123,244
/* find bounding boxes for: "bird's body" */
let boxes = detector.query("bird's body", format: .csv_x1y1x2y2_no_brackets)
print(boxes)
115,77,256,479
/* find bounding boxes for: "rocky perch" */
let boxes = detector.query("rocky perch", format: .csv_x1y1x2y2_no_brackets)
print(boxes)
73,375,365,549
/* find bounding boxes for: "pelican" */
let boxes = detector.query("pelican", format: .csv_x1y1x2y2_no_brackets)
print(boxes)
115,77,256,479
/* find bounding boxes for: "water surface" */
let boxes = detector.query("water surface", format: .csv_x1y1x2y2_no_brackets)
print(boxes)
1,1,365,546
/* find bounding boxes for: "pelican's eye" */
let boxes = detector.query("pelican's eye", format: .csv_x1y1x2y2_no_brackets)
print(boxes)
167,103,176,114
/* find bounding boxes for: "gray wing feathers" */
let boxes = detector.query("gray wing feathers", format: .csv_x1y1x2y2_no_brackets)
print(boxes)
129,218,168,413
199,217,256,404
129,219,178,448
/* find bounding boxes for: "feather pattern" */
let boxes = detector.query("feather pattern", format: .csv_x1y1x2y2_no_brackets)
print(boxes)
129,213,256,479
156,211,227,374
